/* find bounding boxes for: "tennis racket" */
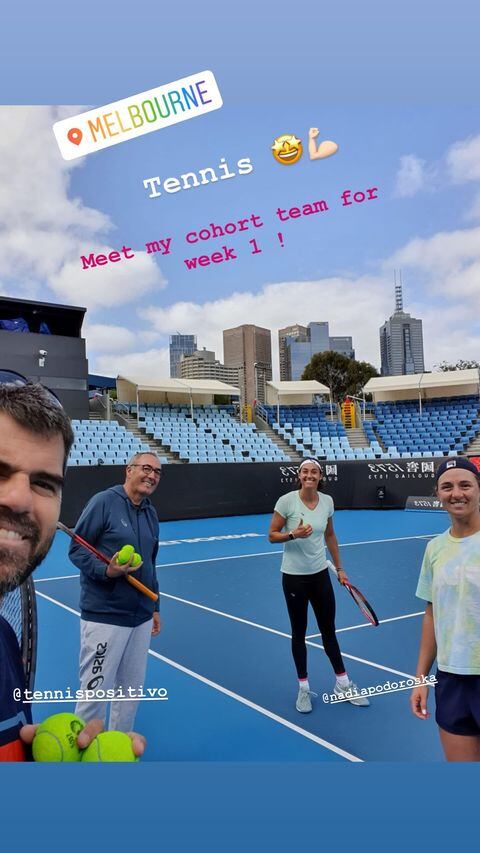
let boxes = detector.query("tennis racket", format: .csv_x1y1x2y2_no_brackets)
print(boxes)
327,561,379,627
0,575,38,690
57,522,158,603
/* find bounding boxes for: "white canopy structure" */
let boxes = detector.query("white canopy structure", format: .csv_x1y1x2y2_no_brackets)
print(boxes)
363,369,480,413
265,379,332,421
116,376,241,420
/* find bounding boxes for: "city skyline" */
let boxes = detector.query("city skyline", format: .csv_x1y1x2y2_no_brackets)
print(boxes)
144,302,430,387
169,319,356,389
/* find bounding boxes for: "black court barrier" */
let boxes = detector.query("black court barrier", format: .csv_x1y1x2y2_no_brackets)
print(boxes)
60,457,441,528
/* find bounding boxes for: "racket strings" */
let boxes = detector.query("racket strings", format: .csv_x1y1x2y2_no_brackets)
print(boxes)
345,583,379,626
0,586,22,643
0,578,37,690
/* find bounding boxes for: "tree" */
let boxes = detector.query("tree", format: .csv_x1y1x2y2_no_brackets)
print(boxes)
436,359,480,372
301,351,379,401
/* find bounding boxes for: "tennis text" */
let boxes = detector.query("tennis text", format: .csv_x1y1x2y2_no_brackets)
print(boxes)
13,686,168,703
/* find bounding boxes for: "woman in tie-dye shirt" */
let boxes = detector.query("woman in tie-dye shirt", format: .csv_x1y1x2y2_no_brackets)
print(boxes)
411,457,480,761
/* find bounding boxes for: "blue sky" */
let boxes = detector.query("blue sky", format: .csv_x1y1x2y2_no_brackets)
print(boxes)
1,3,480,381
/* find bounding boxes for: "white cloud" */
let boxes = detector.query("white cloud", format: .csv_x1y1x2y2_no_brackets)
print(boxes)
139,276,393,375
92,348,170,381
64,224,480,379
49,246,166,311
84,324,137,353
386,226,480,367
446,134,480,183
393,133,480,214
384,228,480,276
85,324,160,355
394,155,428,198
0,106,165,311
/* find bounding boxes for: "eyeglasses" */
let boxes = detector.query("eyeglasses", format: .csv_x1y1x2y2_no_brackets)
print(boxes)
0,369,62,407
129,463,162,478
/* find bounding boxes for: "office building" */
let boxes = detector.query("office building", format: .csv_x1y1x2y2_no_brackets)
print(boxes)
379,283,424,376
169,333,197,378
223,324,272,406
329,336,355,359
278,324,307,380
180,348,240,385
284,322,355,380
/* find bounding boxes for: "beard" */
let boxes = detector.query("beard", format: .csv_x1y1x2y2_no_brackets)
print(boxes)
0,506,54,598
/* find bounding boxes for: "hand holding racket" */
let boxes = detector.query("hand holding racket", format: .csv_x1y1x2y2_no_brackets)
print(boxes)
327,560,379,627
57,522,158,603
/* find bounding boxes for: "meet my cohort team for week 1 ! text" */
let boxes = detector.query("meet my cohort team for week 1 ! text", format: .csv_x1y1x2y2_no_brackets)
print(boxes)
79,186,379,270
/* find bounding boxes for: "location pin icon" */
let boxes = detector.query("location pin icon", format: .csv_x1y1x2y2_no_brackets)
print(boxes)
67,127,83,146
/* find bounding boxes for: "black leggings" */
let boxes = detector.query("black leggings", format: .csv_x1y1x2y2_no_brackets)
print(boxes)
282,570,345,679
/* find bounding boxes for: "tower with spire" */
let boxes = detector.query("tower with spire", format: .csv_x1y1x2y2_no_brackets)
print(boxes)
379,272,425,376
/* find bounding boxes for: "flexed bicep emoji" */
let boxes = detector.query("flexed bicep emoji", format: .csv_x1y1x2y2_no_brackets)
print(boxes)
308,127,338,160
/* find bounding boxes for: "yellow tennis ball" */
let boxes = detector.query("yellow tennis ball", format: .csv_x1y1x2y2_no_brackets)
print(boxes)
81,731,139,762
117,544,135,565
131,552,142,568
32,712,85,762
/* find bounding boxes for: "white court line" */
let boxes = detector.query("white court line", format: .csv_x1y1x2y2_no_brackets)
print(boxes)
35,590,82,617
34,576,421,667
306,610,426,637
156,533,435,569
340,534,434,547
35,589,361,762
161,591,413,679
147,648,362,762
35,574,80,583
157,551,281,568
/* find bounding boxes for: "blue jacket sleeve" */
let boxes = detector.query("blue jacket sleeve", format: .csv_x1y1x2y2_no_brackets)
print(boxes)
152,522,160,611
68,493,111,583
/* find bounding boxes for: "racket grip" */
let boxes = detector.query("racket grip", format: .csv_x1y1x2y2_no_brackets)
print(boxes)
126,574,158,602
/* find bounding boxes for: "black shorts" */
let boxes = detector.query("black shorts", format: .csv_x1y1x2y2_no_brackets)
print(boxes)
435,669,480,736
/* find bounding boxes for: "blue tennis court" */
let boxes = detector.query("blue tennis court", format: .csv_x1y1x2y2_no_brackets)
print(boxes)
32,508,449,761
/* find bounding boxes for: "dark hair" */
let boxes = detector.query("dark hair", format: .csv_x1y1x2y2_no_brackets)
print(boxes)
296,459,324,491
0,383,74,470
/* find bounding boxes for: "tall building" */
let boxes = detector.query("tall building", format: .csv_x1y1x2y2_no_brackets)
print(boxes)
180,348,240,386
329,336,355,360
278,324,307,380
284,322,355,380
379,282,424,376
169,333,197,378
223,324,272,406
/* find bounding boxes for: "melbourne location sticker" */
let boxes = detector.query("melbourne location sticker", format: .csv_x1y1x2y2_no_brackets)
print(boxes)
53,71,223,161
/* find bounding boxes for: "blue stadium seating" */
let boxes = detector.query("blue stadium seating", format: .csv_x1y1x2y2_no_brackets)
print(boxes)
69,420,156,467
365,395,480,457
257,397,480,462
137,404,290,464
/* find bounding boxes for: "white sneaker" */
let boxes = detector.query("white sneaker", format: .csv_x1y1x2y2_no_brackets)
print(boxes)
296,688,318,713
334,680,370,707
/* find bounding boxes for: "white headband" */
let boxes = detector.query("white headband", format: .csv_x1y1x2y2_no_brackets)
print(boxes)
298,458,322,471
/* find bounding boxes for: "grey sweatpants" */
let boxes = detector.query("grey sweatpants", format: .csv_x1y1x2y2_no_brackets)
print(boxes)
75,618,152,732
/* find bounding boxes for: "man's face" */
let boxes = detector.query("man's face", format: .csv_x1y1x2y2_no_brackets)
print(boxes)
125,455,161,500
0,412,64,597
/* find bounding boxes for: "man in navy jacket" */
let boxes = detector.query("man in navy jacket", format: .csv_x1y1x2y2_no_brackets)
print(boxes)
69,452,161,731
